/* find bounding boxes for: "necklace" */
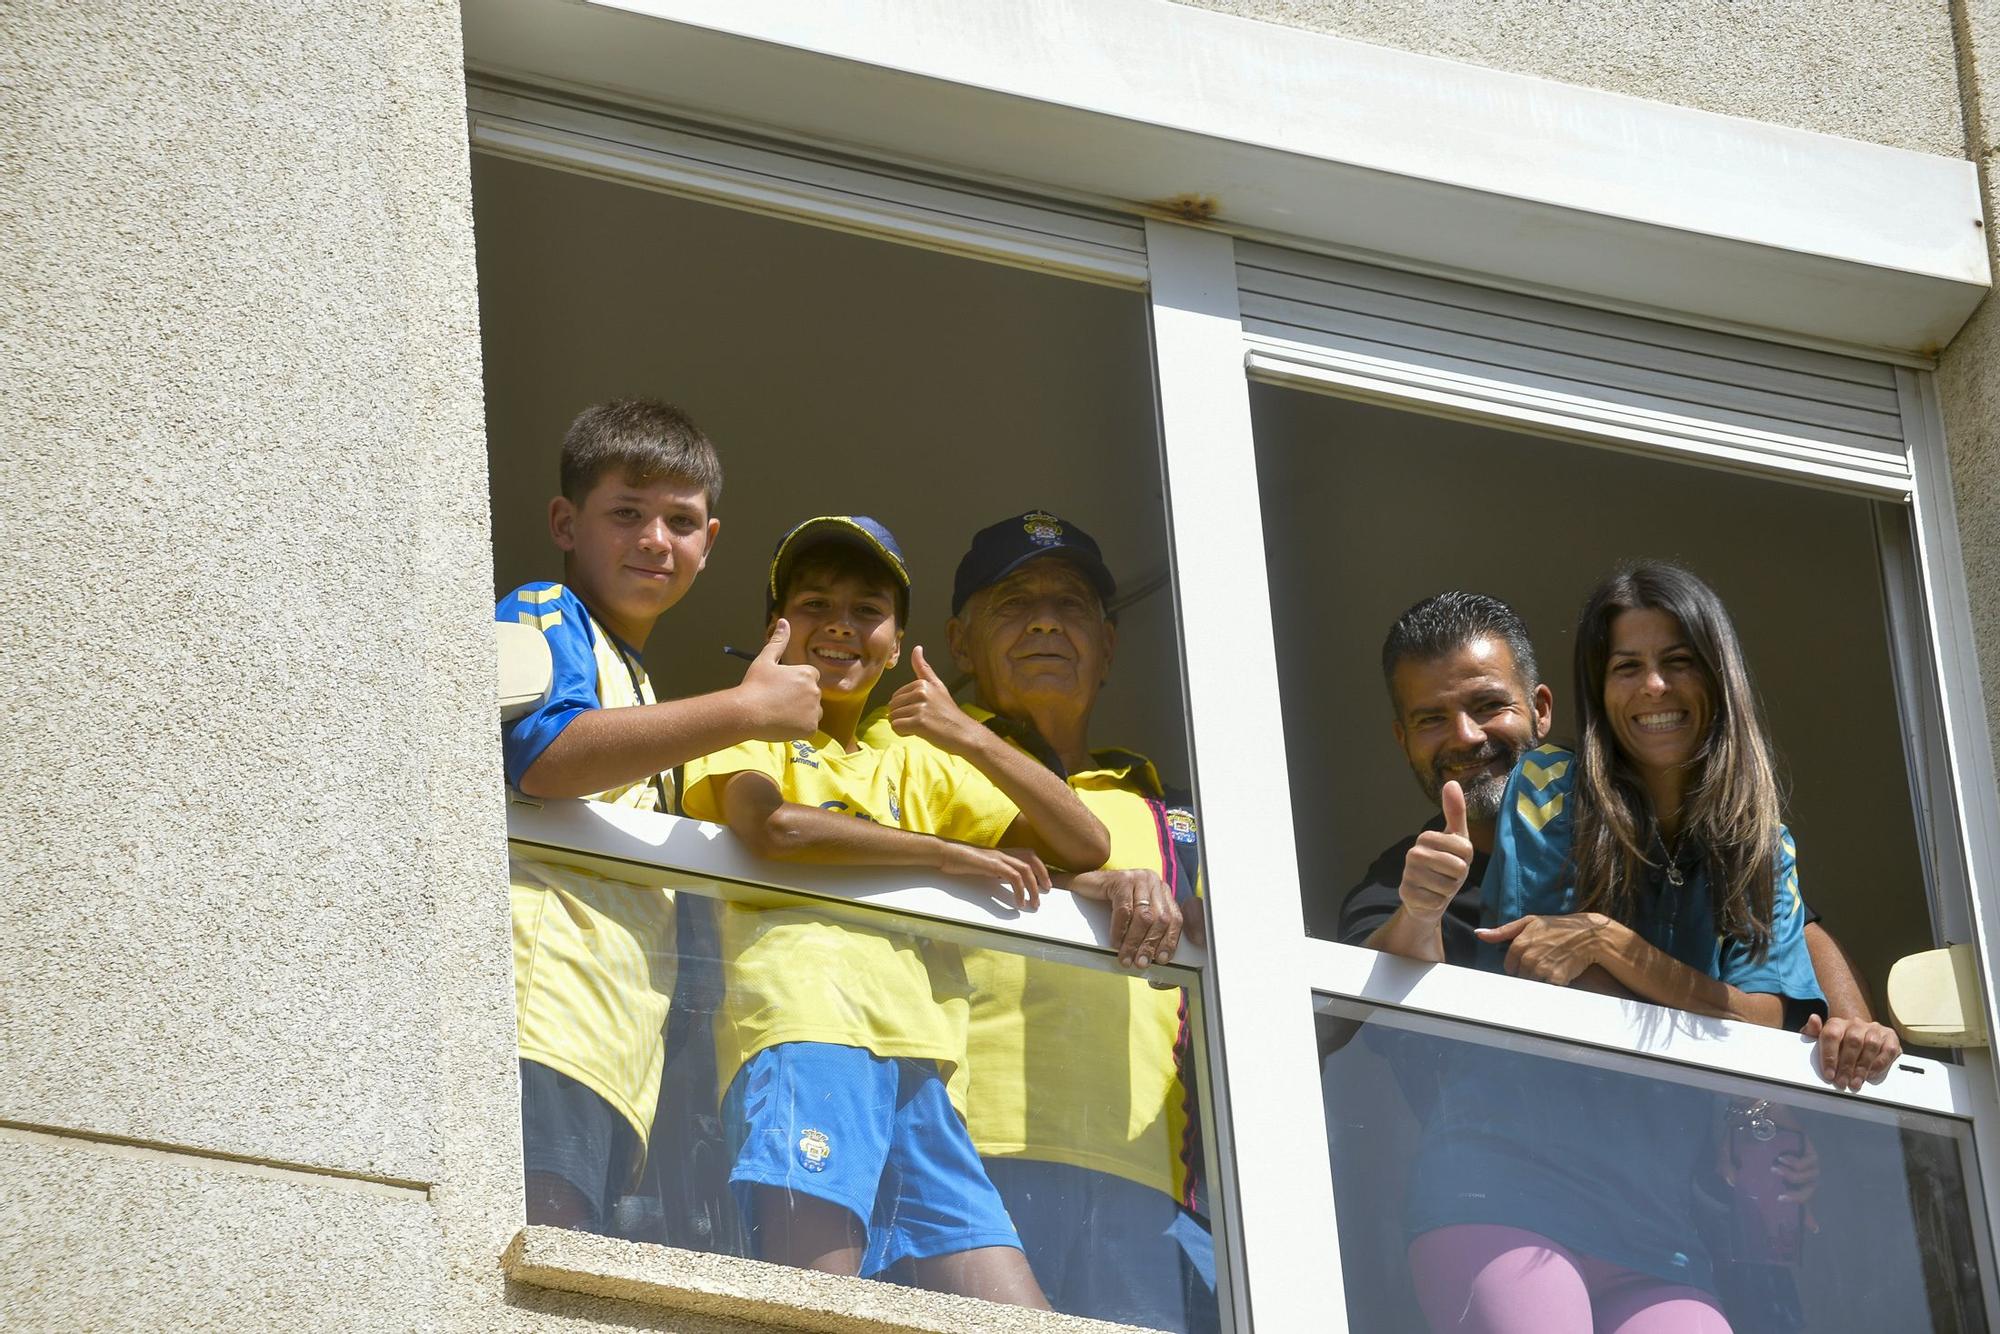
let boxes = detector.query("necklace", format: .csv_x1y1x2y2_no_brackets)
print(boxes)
1653,823,1687,888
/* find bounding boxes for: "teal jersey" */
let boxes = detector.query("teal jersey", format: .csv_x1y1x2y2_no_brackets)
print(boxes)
1478,745,1822,1012
1406,746,1824,1293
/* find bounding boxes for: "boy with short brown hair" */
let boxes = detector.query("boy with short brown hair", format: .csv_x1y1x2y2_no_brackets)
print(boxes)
500,398,821,1234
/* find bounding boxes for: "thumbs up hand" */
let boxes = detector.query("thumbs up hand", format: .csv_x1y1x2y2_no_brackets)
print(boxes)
887,645,981,755
1398,779,1476,924
736,618,824,741
1442,777,1469,840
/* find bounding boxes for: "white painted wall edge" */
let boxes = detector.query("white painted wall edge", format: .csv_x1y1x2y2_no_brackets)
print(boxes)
461,0,1989,356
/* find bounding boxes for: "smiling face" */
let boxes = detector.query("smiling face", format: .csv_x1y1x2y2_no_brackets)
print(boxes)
1602,607,1714,785
551,472,718,647
948,557,1116,722
1390,636,1553,823
772,558,904,711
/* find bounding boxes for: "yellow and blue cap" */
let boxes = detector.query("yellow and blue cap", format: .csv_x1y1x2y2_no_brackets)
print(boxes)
767,515,912,616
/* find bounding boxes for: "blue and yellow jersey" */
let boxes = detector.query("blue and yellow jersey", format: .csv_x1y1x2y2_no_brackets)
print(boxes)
499,581,676,1151
499,581,668,812
681,733,1020,1111
1479,744,1822,1008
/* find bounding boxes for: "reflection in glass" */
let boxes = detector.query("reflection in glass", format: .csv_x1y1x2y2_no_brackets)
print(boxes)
1317,997,1990,1333
513,847,1220,1332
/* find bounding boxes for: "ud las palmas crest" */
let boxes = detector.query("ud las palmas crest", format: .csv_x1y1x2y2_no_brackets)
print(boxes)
797,1127,832,1173
1022,511,1065,546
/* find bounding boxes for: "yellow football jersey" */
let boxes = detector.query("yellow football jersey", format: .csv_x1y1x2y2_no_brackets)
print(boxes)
500,582,677,1151
863,705,1195,1200
681,733,1020,1110
957,765,1191,1201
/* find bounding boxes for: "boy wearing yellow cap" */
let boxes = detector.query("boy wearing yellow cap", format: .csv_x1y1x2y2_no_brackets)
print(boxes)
680,515,1107,1307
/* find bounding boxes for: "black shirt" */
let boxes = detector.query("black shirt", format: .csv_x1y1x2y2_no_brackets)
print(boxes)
1336,817,1491,968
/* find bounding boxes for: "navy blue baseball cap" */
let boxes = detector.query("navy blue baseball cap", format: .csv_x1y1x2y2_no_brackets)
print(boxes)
951,510,1116,615
767,515,912,615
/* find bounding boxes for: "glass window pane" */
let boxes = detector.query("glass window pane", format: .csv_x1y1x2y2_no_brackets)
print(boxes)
513,846,1223,1332
1252,385,1934,1018
1318,995,1991,1333
472,152,1188,786
477,148,1220,1329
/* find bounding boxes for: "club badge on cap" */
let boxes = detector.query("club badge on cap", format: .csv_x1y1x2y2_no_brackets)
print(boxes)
1022,511,1065,546
952,509,1116,615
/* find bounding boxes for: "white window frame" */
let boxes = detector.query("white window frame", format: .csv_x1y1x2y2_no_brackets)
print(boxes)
504,793,1205,986
468,76,2000,1333
1146,222,2000,1329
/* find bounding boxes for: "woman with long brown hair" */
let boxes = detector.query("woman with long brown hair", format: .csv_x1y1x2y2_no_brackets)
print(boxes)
1403,562,1831,1334
1474,561,1815,1023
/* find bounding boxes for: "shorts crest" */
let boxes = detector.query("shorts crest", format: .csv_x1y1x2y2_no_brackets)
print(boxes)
797,1127,832,1172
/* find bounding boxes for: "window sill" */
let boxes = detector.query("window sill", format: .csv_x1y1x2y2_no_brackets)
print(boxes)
501,1226,1171,1333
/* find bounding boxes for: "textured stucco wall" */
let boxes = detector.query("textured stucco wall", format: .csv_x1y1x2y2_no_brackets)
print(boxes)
0,1129,446,1329
0,1,514,1326
1171,0,1966,155
1938,316,2000,787
1940,0,2000,787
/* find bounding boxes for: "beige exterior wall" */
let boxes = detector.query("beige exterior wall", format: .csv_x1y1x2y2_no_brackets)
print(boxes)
5,1,2000,1330
0,2,522,1328
1170,0,1967,155
1941,0,2000,756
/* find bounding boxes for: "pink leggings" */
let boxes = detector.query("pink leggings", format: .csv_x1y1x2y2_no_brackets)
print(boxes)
1409,1225,1732,1334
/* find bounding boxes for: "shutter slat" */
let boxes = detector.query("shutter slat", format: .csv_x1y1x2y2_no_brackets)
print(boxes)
468,79,1148,287
1237,243,1910,491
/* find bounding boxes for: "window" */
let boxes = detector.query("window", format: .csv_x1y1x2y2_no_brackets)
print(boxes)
475,85,1223,1331
1253,390,1932,987
1211,232,2000,1330
1319,997,1989,1331
470,76,2000,1333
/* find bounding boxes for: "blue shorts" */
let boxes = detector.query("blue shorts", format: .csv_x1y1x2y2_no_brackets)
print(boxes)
985,1157,1220,1334
722,1042,1022,1273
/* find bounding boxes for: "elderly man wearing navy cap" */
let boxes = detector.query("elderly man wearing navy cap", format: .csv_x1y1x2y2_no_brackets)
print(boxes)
941,510,1217,1333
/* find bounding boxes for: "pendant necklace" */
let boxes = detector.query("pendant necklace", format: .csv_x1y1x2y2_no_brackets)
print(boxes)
1655,823,1686,888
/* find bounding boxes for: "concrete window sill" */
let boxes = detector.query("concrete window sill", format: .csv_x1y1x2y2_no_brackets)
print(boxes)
502,1226,1169,1333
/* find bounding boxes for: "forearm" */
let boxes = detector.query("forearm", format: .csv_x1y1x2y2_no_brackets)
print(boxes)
517,690,756,799
1594,921,1783,1026
1363,908,1448,964
1806,923,1876,1022
1570,965,1638,1000
733,801,960,869
959,731,1108,870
